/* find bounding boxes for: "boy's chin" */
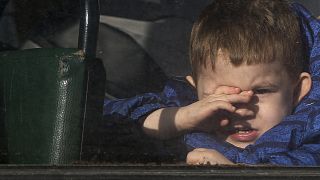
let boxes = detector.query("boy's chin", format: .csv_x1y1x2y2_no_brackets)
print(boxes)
226,138,256,149
231,142,252,149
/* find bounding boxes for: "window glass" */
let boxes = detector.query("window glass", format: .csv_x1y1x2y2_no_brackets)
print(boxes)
0,0,319,166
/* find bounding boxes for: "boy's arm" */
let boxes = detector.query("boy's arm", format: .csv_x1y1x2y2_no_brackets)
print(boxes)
142,87,253,140
104,76,253,140
142,107,184,140
103,77,197,122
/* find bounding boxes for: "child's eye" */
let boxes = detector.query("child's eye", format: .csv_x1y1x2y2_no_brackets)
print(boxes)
253,89,272,95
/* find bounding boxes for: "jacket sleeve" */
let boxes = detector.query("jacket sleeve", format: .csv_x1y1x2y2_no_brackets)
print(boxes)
185,107,320,165
103,77,197,122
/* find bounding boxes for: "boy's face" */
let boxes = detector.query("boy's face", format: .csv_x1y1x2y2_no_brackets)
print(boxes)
193,54,309,148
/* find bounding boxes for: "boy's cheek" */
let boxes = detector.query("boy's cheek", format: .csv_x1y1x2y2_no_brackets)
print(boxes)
256,101,290,126
257,92,292,109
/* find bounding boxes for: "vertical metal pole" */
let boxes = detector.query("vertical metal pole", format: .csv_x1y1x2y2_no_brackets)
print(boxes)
78,0,105,161
78,0,100,60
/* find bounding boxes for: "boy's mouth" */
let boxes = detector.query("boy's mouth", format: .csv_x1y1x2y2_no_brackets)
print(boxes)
229,128,259,142
222,125,259,143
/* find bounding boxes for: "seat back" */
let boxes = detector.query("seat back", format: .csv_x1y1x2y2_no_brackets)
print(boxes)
0,48,85,164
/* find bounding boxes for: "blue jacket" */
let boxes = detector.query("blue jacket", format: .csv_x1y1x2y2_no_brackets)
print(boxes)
103,3,320,166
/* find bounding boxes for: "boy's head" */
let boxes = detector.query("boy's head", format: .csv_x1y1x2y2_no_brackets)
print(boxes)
186,0,312,148
190,0,306,81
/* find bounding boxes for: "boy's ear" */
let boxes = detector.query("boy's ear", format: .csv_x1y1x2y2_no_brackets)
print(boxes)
294,72,312,106
186,75,196,88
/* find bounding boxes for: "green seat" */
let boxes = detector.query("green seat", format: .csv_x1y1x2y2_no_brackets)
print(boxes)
0,48,86,164
0,0,103,165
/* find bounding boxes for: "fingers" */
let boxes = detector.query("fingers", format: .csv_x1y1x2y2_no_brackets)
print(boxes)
214,86,241,95
202,93,255,126
235,108,255,117
207,93,253,104
191,89,255,131
186,148,217,165
240,90,254,96
200,93,255,118
214,86,254,97
186,148,234,165
203,100,237,114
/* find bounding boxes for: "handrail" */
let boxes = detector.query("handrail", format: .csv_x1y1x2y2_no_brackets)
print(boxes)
78,0,100,60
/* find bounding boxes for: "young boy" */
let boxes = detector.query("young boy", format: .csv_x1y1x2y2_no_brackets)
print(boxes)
142,0,313,164
104,0,320,165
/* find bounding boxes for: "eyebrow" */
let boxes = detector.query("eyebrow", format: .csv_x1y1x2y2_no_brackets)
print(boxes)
251,82,279,89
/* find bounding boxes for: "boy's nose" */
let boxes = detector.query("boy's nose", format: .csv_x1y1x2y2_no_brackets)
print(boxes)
234,94,259,110
233,103,259,119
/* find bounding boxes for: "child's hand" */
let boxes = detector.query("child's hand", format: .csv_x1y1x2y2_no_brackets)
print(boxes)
186,148,234,165
176,86,254,133
142,86,254,140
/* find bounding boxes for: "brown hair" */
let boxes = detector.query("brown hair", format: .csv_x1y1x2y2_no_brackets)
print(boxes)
190,0,306,81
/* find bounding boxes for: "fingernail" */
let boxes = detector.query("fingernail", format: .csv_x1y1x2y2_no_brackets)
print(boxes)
234,87,241,92
246,90,254,95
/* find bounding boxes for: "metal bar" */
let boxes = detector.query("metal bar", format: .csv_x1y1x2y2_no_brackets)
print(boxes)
0,165,320,180
78,0,100,60
77,0,105,162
